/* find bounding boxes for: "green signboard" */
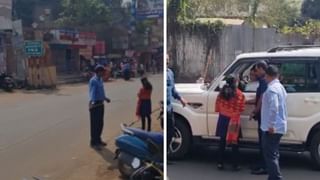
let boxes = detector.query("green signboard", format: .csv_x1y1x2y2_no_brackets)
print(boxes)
24,41,44,56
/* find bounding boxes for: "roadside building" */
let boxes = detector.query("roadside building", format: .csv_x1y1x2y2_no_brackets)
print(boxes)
0,0,13,74
49,29,96,75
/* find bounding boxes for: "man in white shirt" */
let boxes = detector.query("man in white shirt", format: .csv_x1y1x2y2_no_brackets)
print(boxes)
261,65,288,180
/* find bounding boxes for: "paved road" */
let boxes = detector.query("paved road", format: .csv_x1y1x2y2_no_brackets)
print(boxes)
168,146,320,180
0,74,163,180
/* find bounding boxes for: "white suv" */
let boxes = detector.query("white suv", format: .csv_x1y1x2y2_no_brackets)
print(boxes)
170,46,320,169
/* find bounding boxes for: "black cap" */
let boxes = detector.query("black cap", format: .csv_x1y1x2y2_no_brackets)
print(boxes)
94,65,105,73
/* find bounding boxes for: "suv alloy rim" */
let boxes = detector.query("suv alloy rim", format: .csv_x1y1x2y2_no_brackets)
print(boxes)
170,127,182,153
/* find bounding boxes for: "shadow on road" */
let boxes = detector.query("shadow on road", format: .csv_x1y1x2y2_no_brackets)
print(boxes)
94,147,117,170
168,147,320,180
179,146,316,171
21,87,60,94
19,87,73,96
94,147,128,179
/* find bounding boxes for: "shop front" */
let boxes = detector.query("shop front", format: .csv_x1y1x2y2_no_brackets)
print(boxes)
49,29,96,75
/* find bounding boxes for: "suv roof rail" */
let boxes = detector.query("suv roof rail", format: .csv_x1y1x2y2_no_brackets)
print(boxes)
267,45,320,53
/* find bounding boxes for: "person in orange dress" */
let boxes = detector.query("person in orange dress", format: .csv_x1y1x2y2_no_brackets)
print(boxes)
215,74,245,170
136,77,153,131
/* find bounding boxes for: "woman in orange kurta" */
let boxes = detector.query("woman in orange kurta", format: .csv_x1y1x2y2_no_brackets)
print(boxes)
215,75,245,170
136,77,153,131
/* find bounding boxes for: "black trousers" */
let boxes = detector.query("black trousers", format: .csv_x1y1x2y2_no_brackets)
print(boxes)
89,105,104,145
257,112,266,168
262,132,283,180
141,115,151,131
167,111,174,151
218,134,239,165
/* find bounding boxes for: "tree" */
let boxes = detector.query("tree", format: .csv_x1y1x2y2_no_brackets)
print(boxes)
167,0,190,73
56,0,111,28
14,0,62,26
256,0,301,28
107,0,132,26
181,0,251,19
168,0,301,29
14,0,37,26
248,0,260,25
302,0,320,19
282,20,320,43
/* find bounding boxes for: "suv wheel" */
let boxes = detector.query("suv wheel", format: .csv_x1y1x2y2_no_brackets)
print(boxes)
310,131,320,170
168,119,191,159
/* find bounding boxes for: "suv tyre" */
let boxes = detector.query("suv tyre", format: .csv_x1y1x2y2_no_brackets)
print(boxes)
168,118,191,160
310,131,320,170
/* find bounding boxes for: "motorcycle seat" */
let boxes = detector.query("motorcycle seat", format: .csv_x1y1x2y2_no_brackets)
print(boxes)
126,127,163,145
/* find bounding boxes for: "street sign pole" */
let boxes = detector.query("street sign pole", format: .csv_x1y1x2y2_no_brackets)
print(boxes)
24,40,44,57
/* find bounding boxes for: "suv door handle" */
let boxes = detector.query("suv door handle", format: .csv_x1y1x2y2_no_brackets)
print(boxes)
304,98,320,104
187,102,203,109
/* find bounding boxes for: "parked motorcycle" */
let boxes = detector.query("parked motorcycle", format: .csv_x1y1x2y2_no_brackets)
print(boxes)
123,69,131,80
114,124,163,180
0,73,15,92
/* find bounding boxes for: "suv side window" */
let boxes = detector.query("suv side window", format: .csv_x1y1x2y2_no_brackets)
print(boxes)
271,59,320,93
280,62,305,92
306,62,320,92
216,59,268,92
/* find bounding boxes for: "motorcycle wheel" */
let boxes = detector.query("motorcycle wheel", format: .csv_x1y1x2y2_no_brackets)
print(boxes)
4,84,13,92
117,152,138,178
131,166,162,180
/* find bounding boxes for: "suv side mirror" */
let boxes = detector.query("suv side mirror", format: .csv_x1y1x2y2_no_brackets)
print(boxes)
215,80,226,91
219,80,226,89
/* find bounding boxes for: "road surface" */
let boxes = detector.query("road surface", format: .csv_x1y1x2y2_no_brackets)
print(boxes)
168,146,320,180
0,74,163,180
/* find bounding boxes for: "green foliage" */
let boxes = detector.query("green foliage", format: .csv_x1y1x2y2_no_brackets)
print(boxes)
281,20,320,38
167,0,224,36
135,20,154,34
167,0,190,23
14,0,62,26
178,20,225,39
168,0,301,29
14,0,37,25
182,0,251,19
248,0,260,25
56,0,111,27
256,0,300,29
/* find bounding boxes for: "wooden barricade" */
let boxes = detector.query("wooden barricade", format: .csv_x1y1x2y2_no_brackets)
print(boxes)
26,42,57,88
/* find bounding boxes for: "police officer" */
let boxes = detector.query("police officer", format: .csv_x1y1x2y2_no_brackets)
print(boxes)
89,65,111,149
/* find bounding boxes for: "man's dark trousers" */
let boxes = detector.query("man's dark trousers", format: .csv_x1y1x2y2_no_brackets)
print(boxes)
90,104,104,145
257,114,266,169
167,111,174,152
262,132,283,180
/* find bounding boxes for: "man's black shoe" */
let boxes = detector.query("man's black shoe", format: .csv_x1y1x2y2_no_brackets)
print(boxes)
217,163,224,170
98,141,107,146
251,168,267,175
232,165,241,171
90,144,102,151
90,143,101,151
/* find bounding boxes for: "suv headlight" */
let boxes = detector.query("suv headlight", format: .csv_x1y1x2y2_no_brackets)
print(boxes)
131,157,141,169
